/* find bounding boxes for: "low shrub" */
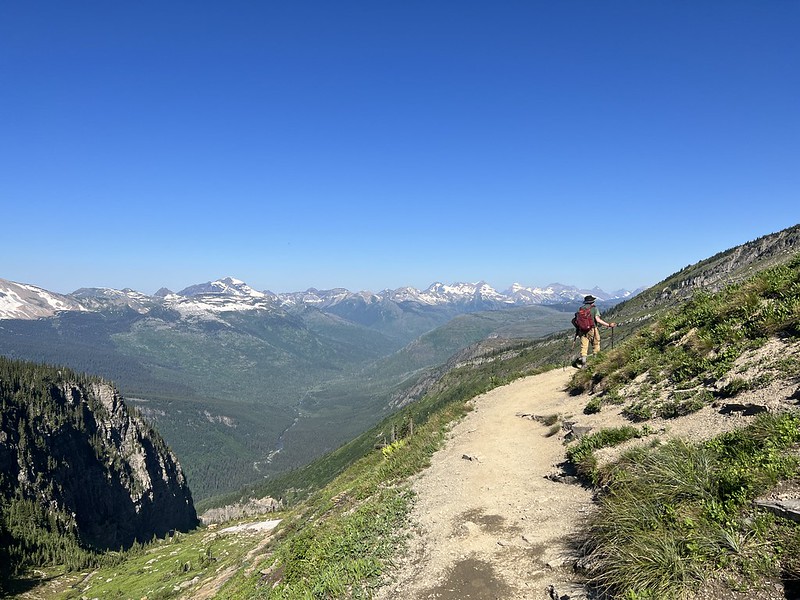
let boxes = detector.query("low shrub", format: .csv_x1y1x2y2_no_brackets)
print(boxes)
583,397,602,414
566,426,644,481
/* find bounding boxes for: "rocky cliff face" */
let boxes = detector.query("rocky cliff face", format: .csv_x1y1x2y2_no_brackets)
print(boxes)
0,359,198,550
668,224,800,296
622,224,800,311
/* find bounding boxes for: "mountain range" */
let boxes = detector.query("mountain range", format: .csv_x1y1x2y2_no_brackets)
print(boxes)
3,223,800,598
0,275,635,501
0,276,637,322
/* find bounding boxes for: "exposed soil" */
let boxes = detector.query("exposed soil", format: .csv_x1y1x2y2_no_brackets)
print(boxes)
375,343,800,600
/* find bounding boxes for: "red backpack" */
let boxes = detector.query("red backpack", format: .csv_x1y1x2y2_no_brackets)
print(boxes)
572,305,594,334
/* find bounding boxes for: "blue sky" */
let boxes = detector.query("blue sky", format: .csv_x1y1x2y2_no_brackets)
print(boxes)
2,2,798,295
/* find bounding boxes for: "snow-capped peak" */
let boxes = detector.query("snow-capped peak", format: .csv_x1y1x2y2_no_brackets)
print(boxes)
177,277,266,299
0,275,639,322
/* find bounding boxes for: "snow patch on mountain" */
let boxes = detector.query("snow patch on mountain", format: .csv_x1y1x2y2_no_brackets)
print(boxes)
165,295,276,316
0,278,87,320
70,287,155,313
279,288,359,308
161,277,281,317
178,276,271,299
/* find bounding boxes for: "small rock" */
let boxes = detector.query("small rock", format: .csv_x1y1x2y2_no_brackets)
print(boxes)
546,584,565,599
720,402,768,416
459,521,480,537
571,426,593,437
462,454,479,462
754,499,800,522
545,473,579,485
177,577,199,590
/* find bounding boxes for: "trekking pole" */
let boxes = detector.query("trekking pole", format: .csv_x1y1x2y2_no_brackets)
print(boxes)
564,335,575,370
611,324,615,350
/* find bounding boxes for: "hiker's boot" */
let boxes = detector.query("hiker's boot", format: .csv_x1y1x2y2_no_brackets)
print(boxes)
571,356,581,369
579,356,587,369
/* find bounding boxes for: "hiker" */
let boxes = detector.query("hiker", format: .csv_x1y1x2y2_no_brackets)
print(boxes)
572,294,616,368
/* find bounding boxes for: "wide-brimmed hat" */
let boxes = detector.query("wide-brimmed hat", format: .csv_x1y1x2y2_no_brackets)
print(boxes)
583,295,597,304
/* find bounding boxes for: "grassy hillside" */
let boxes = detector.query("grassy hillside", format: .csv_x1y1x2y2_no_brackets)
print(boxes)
561,256,800,598
569,254,800,416
34,254,800,599
12,225,800,598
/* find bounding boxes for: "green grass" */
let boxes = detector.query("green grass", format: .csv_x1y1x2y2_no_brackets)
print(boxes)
569,256,800,421
560,258,800,597
565,426,648,482
54,527,261,600
221,388,479,598
582,412,800,599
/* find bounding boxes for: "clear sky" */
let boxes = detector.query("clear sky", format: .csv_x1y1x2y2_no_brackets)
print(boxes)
2,2,798,295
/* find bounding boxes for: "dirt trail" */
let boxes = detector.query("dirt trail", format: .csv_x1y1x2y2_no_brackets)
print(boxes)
376,368,600,599
375,366,763,600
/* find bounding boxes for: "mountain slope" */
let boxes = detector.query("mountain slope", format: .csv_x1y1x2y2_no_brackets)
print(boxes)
609,222,800,320
0,278,86,320
417,223,800,385
363,304,573,384
218,245,800,599
0,279,594,501
15,225,800,600
0,358,197,589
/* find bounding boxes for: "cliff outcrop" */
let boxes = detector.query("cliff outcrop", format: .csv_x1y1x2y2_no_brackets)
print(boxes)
644,223,800,307
0,358,198,554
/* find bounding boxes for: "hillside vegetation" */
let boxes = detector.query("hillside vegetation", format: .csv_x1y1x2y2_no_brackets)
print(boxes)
570,255,800,417
12,225,800,599
26,251,798,599
220,254,800,599
0,359,197,597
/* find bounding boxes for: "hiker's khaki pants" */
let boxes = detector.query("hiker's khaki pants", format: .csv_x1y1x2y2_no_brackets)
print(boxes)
579,327,601,357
